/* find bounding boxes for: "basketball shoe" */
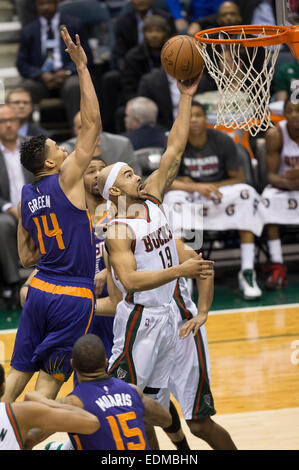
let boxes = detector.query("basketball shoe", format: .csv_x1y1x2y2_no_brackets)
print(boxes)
264,263,287,290
238,269,262,300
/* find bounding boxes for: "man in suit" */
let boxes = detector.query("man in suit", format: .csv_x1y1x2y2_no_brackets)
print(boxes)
0,105,33,309
61,111,143,176
137,67,176,131
6,87,50,137
16,0,92,126
100,0,176,132
113,0,176,72
137,64,208,131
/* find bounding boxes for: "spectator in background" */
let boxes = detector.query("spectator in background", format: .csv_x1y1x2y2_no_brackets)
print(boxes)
16,0,93,126
163,101,264,300
112,0,176,72
234,0,276,25
259,97,299,290
101,0,176,132
61,111,143,176
6,88,50,137
137,64,205,131
273,59,299,102
0,105,33,310
120,15,171,104
137,66,177,131
166,0,224,33
122,96,167,150
14,0,39,26
188,1,242,35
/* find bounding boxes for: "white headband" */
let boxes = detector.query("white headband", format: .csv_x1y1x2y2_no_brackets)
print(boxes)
102,162,127,201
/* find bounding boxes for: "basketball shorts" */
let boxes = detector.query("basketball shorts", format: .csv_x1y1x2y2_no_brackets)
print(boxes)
11,272,95,382
157,279,216,420
108,300,177,390
91,315,114,360
260,186,299,225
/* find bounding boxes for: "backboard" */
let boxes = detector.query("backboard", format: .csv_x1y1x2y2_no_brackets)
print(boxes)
276,0,299,26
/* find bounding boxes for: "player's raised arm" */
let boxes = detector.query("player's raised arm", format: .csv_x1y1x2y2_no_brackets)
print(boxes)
59,27,102,188
142,73,202,202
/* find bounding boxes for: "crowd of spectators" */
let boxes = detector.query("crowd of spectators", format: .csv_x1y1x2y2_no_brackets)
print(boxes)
1,0,299,308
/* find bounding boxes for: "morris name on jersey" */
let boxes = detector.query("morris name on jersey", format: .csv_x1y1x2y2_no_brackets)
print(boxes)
95,392,133,412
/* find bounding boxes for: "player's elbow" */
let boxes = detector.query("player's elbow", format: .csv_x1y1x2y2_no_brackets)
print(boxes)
19,255,35,268
121,279,136,294
87,415,100,434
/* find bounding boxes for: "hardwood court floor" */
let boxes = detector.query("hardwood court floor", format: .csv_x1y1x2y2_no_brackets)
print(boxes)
1,302,297,450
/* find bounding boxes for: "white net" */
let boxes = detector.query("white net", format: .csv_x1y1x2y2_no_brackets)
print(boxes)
195,28,281,136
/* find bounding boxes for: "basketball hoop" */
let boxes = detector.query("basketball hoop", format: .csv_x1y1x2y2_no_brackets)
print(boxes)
194,25,299,136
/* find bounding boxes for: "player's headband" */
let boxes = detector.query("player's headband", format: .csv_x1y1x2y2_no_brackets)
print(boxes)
102,162,127,201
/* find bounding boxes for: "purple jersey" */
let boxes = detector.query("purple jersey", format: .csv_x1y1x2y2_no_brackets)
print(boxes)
69,377,150,450
21,174,96,280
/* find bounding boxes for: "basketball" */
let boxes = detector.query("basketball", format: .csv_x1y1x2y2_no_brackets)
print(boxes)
161,35,204,81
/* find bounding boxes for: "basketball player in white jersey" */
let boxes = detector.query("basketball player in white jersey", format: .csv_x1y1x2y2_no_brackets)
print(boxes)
260,97,299,289
97,74,237,449
97,75,203,393
105,239,236,450
0,364,99,450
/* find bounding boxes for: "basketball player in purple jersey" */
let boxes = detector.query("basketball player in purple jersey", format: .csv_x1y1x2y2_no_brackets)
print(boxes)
1,27,102,402
25,334,172,450
82,157,116,359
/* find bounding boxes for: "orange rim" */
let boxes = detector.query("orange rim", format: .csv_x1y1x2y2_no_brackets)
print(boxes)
194,24,299,48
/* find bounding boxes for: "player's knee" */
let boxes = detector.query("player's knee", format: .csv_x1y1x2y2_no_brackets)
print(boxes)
186,416,213,438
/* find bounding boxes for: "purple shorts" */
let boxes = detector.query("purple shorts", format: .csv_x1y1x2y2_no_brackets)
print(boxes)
11,272,95,382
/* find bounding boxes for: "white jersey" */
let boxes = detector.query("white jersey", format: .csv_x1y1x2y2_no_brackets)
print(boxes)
108,197,179,307
0,403,23,450
278,120,299,175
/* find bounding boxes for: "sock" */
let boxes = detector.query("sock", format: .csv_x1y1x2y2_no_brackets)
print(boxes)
240,243,255,271
172,436,190,450
268,239,283,264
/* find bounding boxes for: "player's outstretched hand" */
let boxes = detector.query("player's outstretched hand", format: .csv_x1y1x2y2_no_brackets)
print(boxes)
61,27,87,68
179,253,214,279
177,69,204,96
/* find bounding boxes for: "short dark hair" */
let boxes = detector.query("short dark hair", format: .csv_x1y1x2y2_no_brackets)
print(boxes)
91,156,106,166
143,15,171,37
191,100,207,115
72,334,106,373
0,364,5,387
20,135,48,175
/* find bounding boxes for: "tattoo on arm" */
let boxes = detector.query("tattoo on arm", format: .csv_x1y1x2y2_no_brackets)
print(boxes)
164,157,181,194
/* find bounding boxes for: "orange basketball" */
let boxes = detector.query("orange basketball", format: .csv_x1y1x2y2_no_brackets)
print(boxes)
161,35,204,81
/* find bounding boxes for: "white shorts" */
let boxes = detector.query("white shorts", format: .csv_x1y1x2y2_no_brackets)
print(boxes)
260,186,299,225
108,300,177,390
163,183,264,237
158,279,216,420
